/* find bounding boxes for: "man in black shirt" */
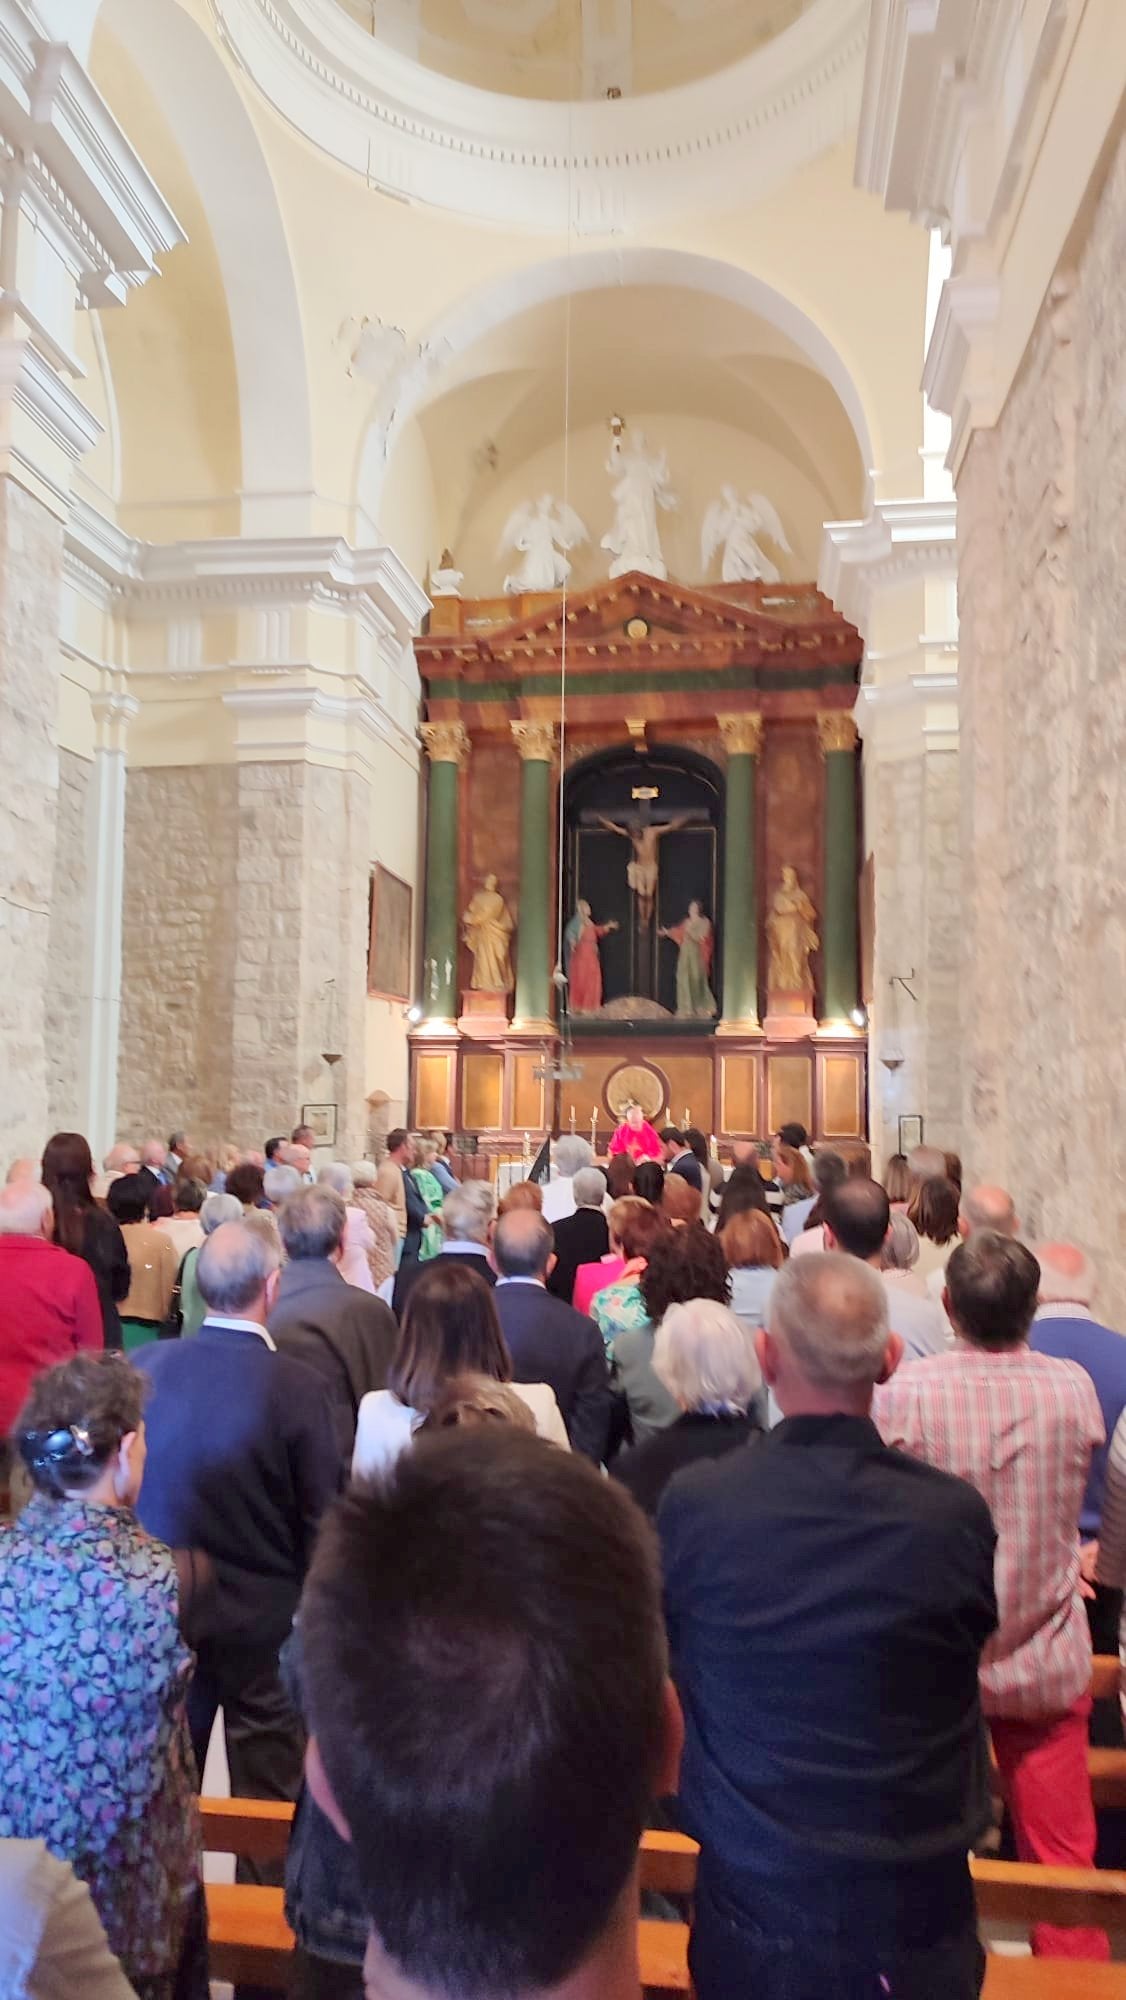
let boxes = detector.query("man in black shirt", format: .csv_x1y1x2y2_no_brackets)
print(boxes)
660,1252,997,2000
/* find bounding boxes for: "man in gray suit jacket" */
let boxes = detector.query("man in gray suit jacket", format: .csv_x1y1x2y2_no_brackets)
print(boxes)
268,1185,397,1461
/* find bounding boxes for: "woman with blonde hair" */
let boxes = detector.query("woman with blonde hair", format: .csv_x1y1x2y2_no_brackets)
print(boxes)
611,1299,763,1516
722,1208,784,1334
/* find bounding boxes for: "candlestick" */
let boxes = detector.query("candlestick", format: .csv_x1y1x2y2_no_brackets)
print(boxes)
569,1104,576,1133
590,1109,598,1152
522,1130,530,1173
684,1106,691,1128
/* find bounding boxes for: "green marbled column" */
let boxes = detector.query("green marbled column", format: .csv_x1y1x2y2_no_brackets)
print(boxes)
420,724,467,1021
819,713,860,1023
512,722,555,1027
718,714,763,1023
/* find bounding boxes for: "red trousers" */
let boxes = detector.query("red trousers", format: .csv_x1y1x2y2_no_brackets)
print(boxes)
990,1694,1108,1959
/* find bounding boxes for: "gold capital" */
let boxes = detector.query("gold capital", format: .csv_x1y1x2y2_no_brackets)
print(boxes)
717,712,764,757
510,719,556,762
420,721,470,767
816,711,858,756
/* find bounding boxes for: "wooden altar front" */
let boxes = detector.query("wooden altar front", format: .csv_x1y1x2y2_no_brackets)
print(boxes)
409,571,866,1152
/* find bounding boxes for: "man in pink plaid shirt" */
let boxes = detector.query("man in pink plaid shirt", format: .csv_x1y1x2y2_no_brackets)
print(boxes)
877,1229,1106,1960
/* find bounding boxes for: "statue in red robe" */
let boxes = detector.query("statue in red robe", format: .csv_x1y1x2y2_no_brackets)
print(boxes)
563,899,618,1014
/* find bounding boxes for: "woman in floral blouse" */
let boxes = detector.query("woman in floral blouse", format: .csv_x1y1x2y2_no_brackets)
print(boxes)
0,1353,206,2000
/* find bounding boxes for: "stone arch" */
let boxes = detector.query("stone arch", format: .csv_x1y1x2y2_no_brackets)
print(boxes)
97,0,313,530
356,245,876,535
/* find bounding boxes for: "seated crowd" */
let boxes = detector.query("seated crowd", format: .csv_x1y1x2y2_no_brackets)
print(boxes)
1,1117,1126,1997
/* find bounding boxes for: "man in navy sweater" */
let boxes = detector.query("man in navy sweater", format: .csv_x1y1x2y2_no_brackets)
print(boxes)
136,1222,339,1858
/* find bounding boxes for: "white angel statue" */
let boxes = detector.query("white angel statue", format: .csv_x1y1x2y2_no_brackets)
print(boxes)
701,486,792,584
500,494,589,594
601,429,677,580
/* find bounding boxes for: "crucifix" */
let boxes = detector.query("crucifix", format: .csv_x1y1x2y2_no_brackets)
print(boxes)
581,786,708,1000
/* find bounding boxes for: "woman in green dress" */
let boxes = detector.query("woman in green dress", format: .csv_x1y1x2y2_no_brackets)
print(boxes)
409,1134,447,1260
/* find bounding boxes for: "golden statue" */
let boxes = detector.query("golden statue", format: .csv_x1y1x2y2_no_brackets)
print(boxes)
766,866,819,992
462,874,514,992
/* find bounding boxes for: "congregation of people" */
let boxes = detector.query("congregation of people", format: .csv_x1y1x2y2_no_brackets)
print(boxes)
3,1113,1126,1997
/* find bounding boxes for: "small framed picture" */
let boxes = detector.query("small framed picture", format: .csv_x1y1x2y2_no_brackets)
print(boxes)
898,1114,924,1153
301,1102,338,1148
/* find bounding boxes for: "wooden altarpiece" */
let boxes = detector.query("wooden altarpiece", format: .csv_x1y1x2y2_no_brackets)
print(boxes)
410,571,866,1155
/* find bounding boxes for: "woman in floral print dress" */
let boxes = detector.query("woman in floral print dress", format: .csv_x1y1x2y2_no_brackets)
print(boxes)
0,1353,206,1999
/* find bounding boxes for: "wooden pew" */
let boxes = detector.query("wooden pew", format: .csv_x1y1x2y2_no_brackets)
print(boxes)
201,1799,1126,1994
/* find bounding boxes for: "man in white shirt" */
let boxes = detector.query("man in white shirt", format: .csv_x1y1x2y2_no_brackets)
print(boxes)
541,1136,595,1226
825,1179,948,1361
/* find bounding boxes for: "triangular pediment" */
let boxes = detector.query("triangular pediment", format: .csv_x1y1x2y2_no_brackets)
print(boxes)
476,572,774,652
417,571,858,670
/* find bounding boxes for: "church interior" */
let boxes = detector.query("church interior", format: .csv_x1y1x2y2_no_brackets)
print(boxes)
18,0,1124,1309
9,1,1126,1994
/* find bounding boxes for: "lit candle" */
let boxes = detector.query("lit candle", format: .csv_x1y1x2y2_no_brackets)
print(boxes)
590,1109,598,1151
569,1104,576,1133
684,1106,691,1127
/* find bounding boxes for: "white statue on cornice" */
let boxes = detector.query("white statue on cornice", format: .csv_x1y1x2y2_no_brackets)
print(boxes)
499,494,589,594
701,485,792,584
601,421,677,580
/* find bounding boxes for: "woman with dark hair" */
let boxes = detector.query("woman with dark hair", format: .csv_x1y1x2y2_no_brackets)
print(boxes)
612,1224,732,1448
906,1174,962,1287
715,1157,772,1233
774,1141,816,1245
42,1133,130,1350
107,1174,178,1351
0,1353,206,1999
684,1125,723,1212
351,1262,567,1477
633,1158,666,1206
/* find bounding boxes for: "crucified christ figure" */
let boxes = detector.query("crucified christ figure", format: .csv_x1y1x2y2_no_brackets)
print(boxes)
596,812,691,927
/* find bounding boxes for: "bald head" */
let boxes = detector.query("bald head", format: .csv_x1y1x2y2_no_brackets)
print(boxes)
196,1220,280,1322
141,1139,167,1171
0,1181,53,1238
761,1253,898,1416
730,1140,758,1169
103,1143,140,1175
960,1184,1018,1237
5,1157,38,1186
493,1208,554,1280
1035,1240,1095,1308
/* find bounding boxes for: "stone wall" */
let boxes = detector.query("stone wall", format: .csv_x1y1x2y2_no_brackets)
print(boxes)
118,764,239,1146
0,481,64,1153
45,750,92,1130
119,759,372,1156
957,126,1126,1314
867,744,961,1164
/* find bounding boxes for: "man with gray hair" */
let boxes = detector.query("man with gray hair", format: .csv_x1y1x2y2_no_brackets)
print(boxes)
547,1163,609,1305
661,1252,997,2000
263,1162,303,1209
542,1134,595,1225
393,1178,496,1318
0,1182,103,1487
136,1221,339,1857
268,1185,396,1459
492,1207,611,1462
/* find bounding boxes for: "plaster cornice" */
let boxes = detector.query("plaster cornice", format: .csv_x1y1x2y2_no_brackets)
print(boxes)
818,496,957,634
212,0,867,230
63,499,430,646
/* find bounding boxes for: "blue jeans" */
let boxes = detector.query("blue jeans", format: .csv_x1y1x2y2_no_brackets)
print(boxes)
690,1869,985,2000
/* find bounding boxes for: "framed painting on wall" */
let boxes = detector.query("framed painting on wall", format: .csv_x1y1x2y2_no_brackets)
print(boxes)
301,1103,338,1147
368,866,413,1001
898,1114,924,1153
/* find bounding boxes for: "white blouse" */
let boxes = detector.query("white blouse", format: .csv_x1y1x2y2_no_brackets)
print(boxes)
352,1383,570,1478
